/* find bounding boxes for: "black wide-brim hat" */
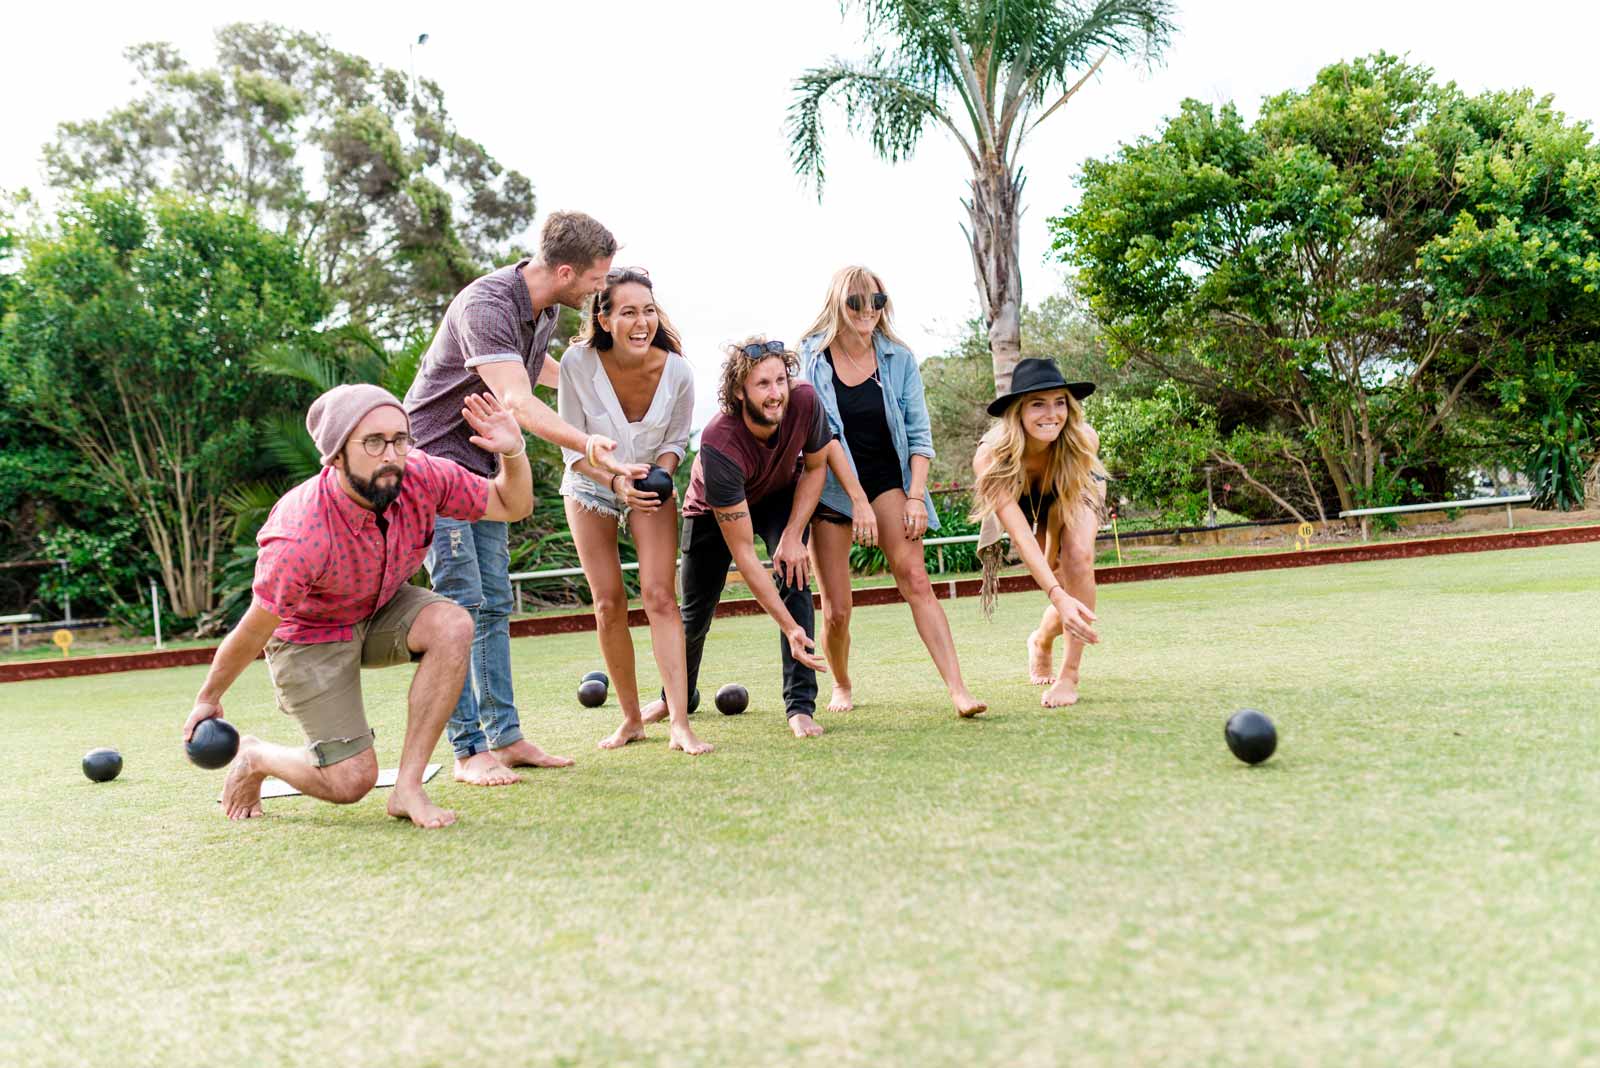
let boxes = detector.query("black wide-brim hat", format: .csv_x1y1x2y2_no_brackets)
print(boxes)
986,357,1095,416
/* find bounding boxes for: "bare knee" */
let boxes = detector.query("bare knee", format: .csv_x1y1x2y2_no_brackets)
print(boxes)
1064,540,1096,578
639,583,677,620
822,599,852,634
325,750,379,804
414,603,473,657
592,590,629,631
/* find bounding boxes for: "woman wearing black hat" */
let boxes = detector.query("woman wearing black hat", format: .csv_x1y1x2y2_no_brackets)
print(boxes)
971,357,1108,707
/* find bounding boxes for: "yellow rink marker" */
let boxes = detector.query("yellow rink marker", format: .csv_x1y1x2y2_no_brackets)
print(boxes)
1295,522,1315,552
52,629,73,658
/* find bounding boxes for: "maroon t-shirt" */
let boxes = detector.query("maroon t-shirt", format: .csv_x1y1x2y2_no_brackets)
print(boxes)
681,383,832,517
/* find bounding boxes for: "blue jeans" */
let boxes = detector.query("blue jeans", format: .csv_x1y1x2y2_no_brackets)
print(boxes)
425,517,523,758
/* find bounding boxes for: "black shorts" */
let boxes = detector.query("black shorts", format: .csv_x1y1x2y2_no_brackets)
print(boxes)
813,477,903,525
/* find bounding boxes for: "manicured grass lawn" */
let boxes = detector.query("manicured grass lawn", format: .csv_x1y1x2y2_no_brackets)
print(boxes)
3,543,1597,1066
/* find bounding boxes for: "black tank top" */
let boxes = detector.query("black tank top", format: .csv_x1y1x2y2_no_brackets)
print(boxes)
827,349,903,499
1019,479,1057,528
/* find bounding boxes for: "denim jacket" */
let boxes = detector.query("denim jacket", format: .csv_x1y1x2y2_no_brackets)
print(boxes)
798,330,940,530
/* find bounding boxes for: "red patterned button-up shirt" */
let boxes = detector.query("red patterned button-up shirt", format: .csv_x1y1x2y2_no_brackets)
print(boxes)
252,450,490,643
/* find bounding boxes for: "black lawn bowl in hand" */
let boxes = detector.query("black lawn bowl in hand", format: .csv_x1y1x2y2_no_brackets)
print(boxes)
634,465,674,502
1225,709,1277,765
715,684,749,716
82,747,123,783
578,679,608,708
582,670,609,689
186,718,240,770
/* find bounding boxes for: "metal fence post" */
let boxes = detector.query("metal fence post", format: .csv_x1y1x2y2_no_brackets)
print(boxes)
151,579,164,650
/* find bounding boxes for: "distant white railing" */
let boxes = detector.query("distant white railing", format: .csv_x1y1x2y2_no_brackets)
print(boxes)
1339,494,1533,541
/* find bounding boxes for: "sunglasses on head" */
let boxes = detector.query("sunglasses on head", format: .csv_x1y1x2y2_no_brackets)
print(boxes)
740,340,787,359
605,265,651,282
845,292,888,313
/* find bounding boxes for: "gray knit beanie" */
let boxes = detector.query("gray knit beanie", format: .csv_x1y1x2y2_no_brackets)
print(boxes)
306,384,408,466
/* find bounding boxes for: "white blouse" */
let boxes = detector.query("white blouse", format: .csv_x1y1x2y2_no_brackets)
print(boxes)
557,343,695,500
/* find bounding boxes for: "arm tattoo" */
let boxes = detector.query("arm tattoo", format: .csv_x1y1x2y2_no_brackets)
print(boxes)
714,508,749,523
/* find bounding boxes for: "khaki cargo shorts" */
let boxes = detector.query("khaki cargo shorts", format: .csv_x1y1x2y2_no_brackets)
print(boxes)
263,584,453,766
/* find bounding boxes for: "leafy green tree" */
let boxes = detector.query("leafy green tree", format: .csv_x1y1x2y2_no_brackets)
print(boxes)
789,0,1176,392
1054,54,1600,513
0,192,327,618
45,23,535,340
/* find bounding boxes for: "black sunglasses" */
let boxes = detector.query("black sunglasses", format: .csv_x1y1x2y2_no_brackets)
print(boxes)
740,340,788,359
845,292,888,313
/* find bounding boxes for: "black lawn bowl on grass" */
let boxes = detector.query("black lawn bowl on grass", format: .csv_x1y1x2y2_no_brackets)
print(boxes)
577,678,608,708
81,747,122,782
581,670,609,688
185,717,240,770
715,683,749,716
1225,708,1278,765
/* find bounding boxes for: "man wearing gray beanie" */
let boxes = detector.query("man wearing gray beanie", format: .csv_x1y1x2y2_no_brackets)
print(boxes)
181,385,535,828
405,210,646,786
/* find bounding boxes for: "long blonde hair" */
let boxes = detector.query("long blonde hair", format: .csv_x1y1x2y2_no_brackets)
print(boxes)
800,265,910,353
972,390,1105,536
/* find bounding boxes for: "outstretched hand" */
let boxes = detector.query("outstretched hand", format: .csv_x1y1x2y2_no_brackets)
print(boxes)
1050,587,1099,645
786,627,827,673
463,393,525,455
589,436,649,483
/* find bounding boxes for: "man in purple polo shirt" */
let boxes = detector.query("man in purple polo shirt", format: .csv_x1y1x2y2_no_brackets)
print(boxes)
181,384,534,828
405,211,643,786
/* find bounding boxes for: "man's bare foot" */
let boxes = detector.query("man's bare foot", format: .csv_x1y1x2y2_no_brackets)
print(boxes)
220,736,266,820
599,719,648,750
827,684,854,713
1028,630,1057,685
387,784,457,829
493,739,575,769
788,713,825,738
640,699,669,725
952,689,988,718
1042,668,1081,708
454,751,520,786
668,724,714,755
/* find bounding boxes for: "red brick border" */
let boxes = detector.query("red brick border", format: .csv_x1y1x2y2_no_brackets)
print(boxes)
5,524,1596,684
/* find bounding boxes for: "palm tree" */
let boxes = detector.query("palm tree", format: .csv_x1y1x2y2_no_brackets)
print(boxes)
789,0,1176,392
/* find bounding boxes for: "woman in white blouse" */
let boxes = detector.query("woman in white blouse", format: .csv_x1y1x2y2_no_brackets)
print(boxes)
559,267,710,756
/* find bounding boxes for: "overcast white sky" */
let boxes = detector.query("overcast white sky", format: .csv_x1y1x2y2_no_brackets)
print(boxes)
3,0,1597,427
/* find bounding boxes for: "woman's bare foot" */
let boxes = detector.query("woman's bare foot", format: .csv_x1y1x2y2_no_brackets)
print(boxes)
386,784,456,829
1028,630,1057,685
788,713,825,738
598,720,648,750
493,739,575,769
220,736,267,820
952,688,988,718
827,684,854,713
668,724,714,755
639,699,669,725
454,751,520,786
1041,668,1081,708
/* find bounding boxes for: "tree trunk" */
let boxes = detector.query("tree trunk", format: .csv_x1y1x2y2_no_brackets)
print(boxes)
964,155,1025,395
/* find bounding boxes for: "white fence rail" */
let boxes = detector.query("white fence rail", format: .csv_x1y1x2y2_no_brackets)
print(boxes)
1339,493,1532,540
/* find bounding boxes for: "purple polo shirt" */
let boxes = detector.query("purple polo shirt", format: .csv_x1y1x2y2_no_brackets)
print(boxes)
404,259,559,477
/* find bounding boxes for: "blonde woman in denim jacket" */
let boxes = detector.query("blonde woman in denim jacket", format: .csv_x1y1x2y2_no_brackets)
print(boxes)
799,266,986,718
